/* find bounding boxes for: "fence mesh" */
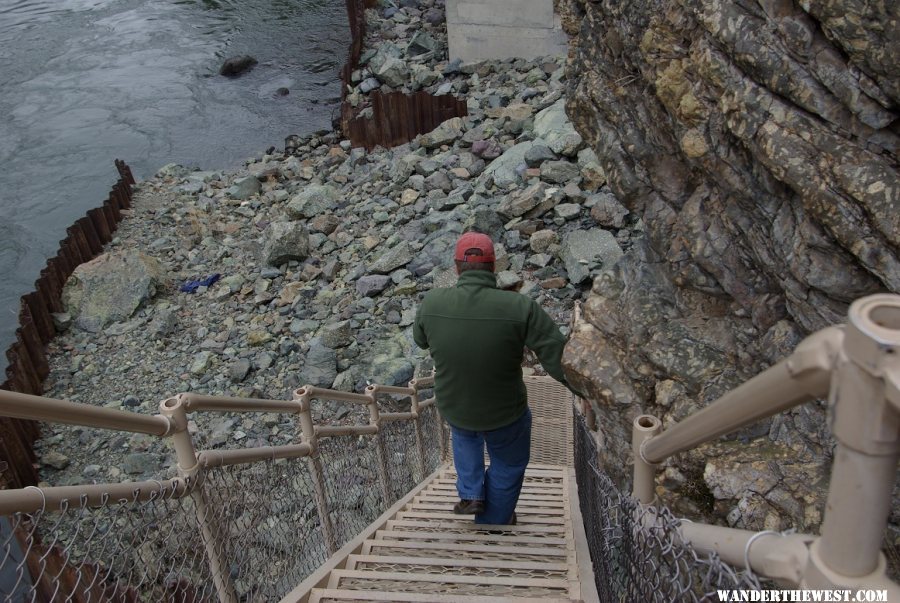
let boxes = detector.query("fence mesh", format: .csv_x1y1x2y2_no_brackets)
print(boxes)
574,412,761,602
1,478,214,602
199,457,324,599
0,398,447,602
418,403,445,469
318,433,386,548
381,419,420,500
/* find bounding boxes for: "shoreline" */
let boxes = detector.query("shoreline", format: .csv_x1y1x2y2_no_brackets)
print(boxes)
30,1,632,490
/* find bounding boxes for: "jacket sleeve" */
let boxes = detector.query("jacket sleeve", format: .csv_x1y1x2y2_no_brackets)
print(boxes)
524,301,583,396
413,306,429,350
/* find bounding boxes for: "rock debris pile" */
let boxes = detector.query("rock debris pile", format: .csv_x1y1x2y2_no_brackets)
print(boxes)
37,1,632,486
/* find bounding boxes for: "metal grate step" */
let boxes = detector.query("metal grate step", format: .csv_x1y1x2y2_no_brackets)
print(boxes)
289,464,596,602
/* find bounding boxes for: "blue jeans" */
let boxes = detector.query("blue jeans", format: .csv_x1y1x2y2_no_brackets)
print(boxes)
450,408,531,525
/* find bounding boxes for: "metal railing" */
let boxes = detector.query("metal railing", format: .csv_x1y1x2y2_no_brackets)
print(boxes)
0,375,445,602
575,412,761,601
628,293,900,597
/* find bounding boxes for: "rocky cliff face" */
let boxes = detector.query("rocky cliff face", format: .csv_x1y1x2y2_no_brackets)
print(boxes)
558,0,898,535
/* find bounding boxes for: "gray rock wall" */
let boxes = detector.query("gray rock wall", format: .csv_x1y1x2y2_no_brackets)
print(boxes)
558,0,898,535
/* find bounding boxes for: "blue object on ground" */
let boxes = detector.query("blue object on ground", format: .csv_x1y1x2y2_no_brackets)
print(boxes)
179,273,221,293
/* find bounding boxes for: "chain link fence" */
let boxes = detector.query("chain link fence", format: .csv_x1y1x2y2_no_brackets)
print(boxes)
574,412,762,602
0,388,447,602
2,477,211,601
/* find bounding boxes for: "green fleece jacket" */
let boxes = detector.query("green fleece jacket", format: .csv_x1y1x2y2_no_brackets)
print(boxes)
413,270,573,431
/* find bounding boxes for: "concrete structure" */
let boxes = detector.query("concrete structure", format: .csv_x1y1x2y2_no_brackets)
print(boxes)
446,0,567,63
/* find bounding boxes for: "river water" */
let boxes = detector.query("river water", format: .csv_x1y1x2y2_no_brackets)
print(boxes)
0,0,348,365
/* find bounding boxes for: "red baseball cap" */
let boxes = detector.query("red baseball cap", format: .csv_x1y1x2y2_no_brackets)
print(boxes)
454,232,496,263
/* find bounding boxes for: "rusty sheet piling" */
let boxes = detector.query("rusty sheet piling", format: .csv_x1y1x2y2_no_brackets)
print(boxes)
0,160,135,490
339,0,468,150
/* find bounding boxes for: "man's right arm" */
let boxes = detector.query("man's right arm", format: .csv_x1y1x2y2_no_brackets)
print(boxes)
524,300,583,397
413,307,429,350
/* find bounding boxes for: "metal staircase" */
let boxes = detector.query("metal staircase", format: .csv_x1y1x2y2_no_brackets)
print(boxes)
292,463,596,602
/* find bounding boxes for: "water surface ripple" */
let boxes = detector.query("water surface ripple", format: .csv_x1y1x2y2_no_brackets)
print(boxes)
0,0,348,364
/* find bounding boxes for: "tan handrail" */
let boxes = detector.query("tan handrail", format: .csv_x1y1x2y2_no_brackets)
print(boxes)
679,521,813,584
409,374,435,389
198,443,313,468
181,393,302,413
366,384,415,397
0,476,190,515
296,386,371,404
640,325,842,465
0,389,172,436
379,412,417,422
0,371,446,601
631,294,900,594
314,425,378,437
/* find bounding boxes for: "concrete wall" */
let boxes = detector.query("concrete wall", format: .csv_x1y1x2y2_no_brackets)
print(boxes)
446,0,567,63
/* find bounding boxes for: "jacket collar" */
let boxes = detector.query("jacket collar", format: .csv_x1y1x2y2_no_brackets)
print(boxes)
456,270,497,289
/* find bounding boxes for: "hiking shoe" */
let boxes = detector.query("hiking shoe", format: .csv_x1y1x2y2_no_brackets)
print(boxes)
486,513,518,535
453,499,485,515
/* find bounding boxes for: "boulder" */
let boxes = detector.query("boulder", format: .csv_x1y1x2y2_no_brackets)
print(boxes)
309,213,341,235
561,229,623,284
227,176,261,200
369,241,412,274
367,42,403,73
554,203,582,221
530,229,559,253
374,57,410,88
229,358,252,383
122,453,161,475
540,160,581,185
321,321,354,349
297,338,337,388
479,141,536,188
424,7,445,25
418,117,466,149
496,271,522,289
534,99,583,156
589,192,629,228
190,351,214,376
462,208,506,242
497,182,557,219
356,275,392,297
366,334,415,386
219,55,257,77
262,222,309,266
471,139,503,159
524,144,557,167
286,185,340,219
62,251,167,333
407,31,438,56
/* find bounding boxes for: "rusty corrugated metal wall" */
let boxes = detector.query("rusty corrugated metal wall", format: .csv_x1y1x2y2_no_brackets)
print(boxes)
0,161,134,491
340,0,467,150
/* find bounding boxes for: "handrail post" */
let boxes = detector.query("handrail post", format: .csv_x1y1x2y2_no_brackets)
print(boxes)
409,378,427,482
366,386,392,505
632,415,661,504
294,387,338,556
805,295,900,587
159,396,238,603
